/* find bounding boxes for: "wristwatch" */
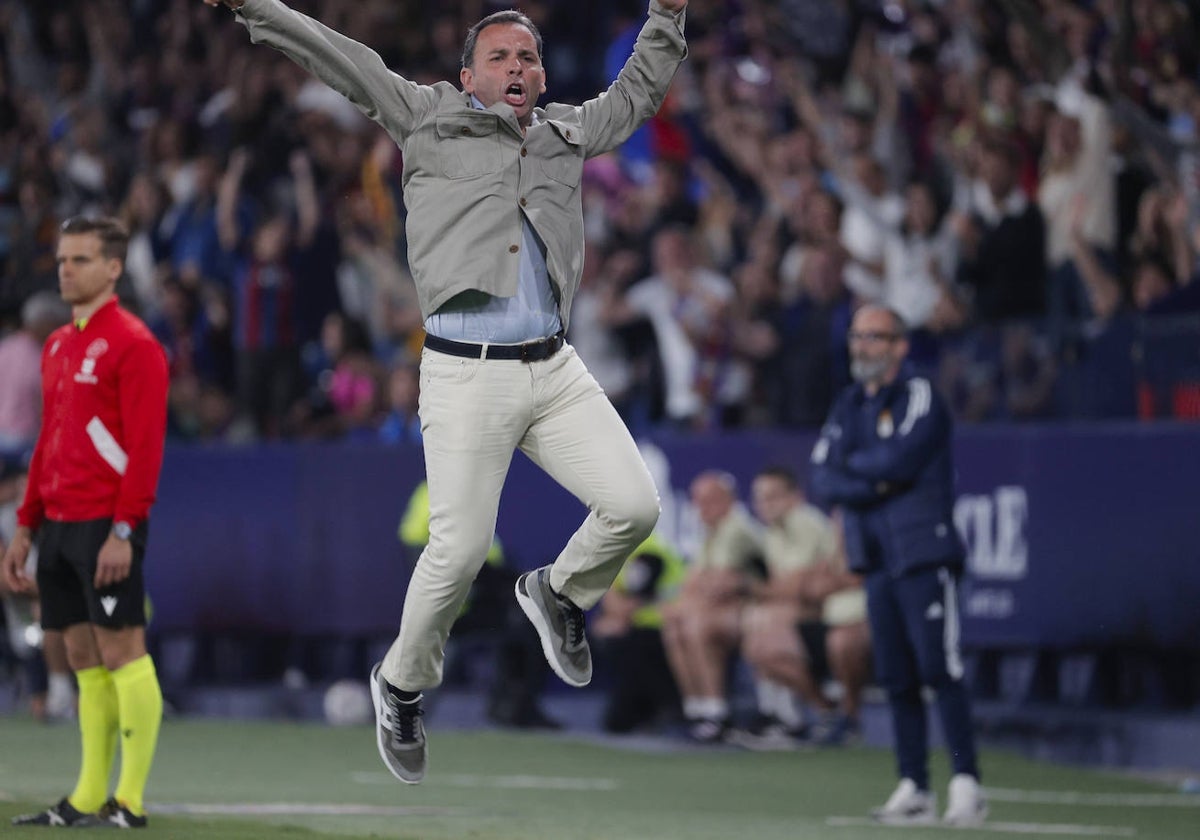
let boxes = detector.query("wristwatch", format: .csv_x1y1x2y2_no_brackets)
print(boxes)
112,521,133,541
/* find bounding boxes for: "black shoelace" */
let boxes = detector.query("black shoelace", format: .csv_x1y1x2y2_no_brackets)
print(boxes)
385,697,423,745
557,599,585,648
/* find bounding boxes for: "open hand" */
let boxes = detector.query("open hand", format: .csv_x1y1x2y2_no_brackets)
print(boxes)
1,527,33,594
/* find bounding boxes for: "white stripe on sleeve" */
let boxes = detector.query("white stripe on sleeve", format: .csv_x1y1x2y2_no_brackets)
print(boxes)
899,378,931,435
86,416,129,476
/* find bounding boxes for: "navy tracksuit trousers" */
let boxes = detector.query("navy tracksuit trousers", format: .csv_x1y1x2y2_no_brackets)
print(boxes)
865,565,979,790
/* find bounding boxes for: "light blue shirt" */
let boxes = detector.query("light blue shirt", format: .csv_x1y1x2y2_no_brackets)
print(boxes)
423,97,563,344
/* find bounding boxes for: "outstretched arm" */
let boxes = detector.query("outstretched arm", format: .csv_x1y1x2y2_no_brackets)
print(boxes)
578,0,688,157
201,0,437,142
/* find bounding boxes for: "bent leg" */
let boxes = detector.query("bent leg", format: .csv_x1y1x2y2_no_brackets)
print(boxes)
519,347,659,608
742,605,830,710
661,601,704,703
827,621,872,719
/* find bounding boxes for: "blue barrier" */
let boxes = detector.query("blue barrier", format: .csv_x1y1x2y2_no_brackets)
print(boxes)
147,425,1200,649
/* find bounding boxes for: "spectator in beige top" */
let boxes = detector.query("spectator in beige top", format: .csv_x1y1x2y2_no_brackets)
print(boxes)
661,470,762,740
735,465,870,747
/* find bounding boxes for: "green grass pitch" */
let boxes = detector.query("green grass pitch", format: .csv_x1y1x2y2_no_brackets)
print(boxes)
2,715,1197,839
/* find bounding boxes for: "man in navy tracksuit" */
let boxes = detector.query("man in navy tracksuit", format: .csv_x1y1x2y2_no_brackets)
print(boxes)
810,305,986,827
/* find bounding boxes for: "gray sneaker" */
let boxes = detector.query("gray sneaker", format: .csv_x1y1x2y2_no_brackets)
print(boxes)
515,566,592,687
369,663,426,784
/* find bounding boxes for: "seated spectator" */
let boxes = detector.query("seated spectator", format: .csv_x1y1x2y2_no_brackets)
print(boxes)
661,470,763,742
731,466,846,748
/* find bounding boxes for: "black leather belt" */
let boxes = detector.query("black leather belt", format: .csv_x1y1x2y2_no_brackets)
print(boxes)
424,331,565,362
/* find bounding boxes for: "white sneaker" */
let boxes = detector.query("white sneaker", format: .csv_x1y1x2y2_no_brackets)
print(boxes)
871,778,937,824
944,773,988,826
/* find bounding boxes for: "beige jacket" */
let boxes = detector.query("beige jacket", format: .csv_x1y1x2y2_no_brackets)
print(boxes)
237,0,687,326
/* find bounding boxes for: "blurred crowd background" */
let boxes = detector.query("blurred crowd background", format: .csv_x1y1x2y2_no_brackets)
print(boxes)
3,0,1200,446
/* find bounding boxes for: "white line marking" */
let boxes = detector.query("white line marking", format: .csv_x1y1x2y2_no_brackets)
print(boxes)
151,802,469,817
351,771,618,790
986,787,1200,808
827,816,1136,837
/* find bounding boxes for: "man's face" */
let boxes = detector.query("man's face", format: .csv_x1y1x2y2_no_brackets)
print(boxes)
751,475,794,528
57,233,121,308
848,307,907,388
461,23,546,127
690,477,733,530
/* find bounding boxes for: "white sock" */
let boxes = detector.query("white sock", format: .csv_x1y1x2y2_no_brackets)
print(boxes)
683,697,703,720
699,697,729,720
756,679,801,728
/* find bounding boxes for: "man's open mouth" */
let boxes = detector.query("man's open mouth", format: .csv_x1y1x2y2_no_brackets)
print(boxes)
504,83,527,106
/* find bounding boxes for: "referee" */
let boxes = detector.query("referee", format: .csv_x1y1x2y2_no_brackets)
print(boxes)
3,216,169,829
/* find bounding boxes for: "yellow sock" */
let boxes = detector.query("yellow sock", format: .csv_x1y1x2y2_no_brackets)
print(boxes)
68,666,118,814
111,655,163,817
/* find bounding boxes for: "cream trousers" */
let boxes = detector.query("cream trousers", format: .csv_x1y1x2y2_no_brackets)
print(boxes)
381,343,660,690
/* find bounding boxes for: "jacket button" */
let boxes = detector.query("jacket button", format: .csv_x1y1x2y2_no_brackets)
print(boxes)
520,147,528,157
519,197,528,207
565,130,572,139
509,244,519,253
460,127,471,135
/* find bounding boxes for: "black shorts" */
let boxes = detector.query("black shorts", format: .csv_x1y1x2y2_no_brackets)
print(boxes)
798,620,830,682
36,518,148,630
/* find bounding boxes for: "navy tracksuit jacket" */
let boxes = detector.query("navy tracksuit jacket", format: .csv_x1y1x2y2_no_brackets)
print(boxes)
810,372,979,785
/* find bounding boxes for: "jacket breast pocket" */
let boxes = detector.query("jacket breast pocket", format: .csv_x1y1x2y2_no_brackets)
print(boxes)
538,121,586,188
435,115,502,179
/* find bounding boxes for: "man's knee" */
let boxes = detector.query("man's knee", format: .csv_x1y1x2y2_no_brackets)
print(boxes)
62,623,101,672
601,483,660,541
93,626,147,672
424,531,496,577
827,624,869,662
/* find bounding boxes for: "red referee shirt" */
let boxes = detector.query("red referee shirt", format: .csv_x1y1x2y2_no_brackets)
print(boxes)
17,297,169,531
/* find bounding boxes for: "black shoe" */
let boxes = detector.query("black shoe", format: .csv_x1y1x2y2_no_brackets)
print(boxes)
369,663,427,784
11,797,93,826
75,798,148,829
687,716,731,744
725,715,803,751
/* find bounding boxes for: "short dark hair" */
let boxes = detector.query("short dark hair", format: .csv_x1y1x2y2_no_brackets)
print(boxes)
461,11,543,69
755,466,798,490
60,215,130,262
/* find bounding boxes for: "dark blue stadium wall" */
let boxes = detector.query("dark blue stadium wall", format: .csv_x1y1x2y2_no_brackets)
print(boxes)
148,426,1200,651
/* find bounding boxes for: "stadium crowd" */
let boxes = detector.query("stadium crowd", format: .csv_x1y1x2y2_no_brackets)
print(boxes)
2,0,1200,445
